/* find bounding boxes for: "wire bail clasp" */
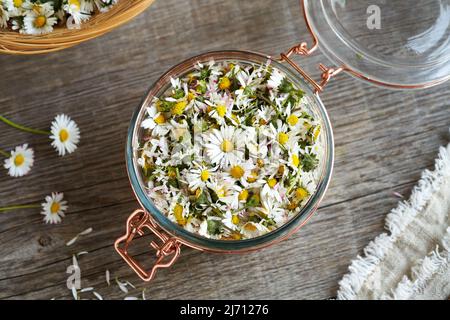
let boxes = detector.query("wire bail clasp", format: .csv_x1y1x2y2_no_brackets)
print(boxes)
115,209,181,282
278,0,344,94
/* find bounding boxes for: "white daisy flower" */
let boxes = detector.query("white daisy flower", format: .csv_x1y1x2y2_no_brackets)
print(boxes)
259,198,286,226
241,221,269,239
50,114,81,156
255,106,275,126
267,68,285,89
207,178,236,208
3,144,34,177
168,195,190,226
283,104,304,130
0,3,10,27
224,160,255,187
94,0,118,12
222,210,239,231
261,177,283,203
207,94,234,124
81,0,96,13
169,77,182,90
41,192,68,224
141,105,170,136
4,0,25,17
185,162,215,191
285,145,302,172
204,125,245,168
22,2,57,35
264,120,299,154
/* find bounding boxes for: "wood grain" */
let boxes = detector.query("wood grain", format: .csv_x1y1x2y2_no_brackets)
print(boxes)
0,0,449,300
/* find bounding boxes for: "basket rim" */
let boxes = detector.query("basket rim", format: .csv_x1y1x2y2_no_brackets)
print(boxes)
0,0,156,55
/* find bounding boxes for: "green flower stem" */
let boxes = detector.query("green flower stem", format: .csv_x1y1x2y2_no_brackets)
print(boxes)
0,115,51,135
0,204,40,212
0,147,10,158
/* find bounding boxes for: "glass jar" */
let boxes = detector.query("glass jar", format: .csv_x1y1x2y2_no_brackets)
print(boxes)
115,0,450,282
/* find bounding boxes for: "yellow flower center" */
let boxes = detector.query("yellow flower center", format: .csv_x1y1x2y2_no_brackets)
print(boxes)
244,223,257,231
216,104,226,117
231,232,242,240
287,201,298,210
219,77,231,90
257,159,264,167
230,165,244,179
69,0,81,9
187,92,195,101
13,0,23,7
50,202,60,214
232,215,240,225
238,189,249,201
173,204,186,225
14,154,25,166
34,15,47,28
221,139,234,153
295,187,308,201
291,154,300,168
313,125,321,141
200,170,210,182
278,132,289,145
172,101,187,115
231,113,240,124
59,129,69,143
167,167,177,179
287,115,299,126
267,178,277,188
246,169,258,183
154,113,166,124
216,187,226,198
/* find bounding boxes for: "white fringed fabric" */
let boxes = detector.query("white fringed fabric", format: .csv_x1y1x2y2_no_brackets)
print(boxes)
337,137,450,300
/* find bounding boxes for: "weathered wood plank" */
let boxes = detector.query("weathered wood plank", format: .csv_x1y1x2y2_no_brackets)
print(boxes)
0,0,449,300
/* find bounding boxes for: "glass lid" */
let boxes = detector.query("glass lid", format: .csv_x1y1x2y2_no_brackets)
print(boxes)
303,0,450,88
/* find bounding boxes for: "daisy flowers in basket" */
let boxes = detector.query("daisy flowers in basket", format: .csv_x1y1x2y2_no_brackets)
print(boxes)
0,0,119,35
137,59,323,240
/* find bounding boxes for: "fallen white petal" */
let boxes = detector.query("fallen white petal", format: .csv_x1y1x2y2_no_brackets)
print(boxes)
106,270,110,286
93,291,103,300
66,236,78,246
79,227,93,236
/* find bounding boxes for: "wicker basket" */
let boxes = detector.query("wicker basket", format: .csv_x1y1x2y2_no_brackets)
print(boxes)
0,0,155,55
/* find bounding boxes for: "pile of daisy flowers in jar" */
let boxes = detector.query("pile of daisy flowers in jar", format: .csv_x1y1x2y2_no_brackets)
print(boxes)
0,0,118,35
138,60,323,240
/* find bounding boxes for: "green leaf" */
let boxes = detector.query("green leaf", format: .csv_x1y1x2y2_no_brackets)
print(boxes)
207,220,223,235
302,153,319,172
246,194,261,207
279,78,294,94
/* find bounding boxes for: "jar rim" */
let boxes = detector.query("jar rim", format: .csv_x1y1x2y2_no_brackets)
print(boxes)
126,50,335,252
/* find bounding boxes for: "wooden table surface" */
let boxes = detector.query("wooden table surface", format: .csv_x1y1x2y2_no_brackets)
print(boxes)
1,0,449,300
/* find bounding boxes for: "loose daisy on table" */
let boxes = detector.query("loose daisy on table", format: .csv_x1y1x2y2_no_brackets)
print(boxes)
0,192,68,225
1,144,34,177
41,192,68,224
0,0,119,34
0,114,80,157
50,114,80,156
137,59,323,240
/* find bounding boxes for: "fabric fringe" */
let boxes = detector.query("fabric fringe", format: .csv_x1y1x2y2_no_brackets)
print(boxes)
337,144,450,300
381,228,450,300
